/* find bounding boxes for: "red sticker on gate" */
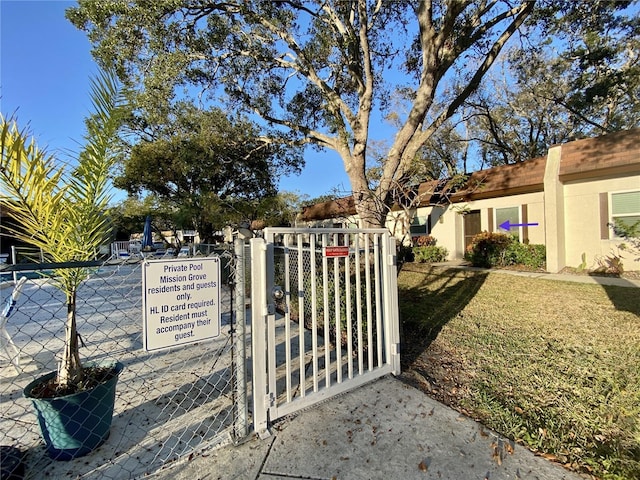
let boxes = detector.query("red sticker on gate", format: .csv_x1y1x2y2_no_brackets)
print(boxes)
323,246,350,258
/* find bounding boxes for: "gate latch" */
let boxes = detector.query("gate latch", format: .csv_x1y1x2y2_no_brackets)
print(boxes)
267,286,284,315
265,392,275,408
271,286,284,300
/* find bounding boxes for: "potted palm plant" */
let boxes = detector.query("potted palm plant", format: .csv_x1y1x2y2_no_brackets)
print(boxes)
0,70,126,460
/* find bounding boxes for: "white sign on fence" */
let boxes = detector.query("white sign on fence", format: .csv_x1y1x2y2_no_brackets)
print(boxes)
142,257,221,352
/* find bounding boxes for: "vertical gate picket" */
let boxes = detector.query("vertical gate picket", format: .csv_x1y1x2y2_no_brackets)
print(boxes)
322,233,331,389
345,234,353,379
364,234,373,371
374,234,383,367
333,232,342,384
310,234,319,393
296,233,306,398
283,234,293,403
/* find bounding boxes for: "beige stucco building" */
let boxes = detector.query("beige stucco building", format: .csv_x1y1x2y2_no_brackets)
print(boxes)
299,128,640,273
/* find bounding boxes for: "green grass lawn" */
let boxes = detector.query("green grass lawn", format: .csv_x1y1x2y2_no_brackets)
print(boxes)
398,264,640,480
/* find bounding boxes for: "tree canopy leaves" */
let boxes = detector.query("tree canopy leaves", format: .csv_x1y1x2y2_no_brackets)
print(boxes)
114,105,301,242
467,0,640,167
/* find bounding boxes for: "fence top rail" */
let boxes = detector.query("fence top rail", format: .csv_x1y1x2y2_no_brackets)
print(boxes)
0,260,105,272
264,227,390,236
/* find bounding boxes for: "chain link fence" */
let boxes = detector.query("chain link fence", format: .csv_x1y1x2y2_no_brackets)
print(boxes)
0,245,248,479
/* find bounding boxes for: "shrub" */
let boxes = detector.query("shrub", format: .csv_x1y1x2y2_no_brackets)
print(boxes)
398,244,415,263
502,242,546,269
465,231,545,269
412,235,437,247
594,252,625,276
464,232,513,268
414,245,448,263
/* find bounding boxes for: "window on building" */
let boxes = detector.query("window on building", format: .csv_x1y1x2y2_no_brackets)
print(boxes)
611,191,640,235
410,215,428,235
496,206,520,240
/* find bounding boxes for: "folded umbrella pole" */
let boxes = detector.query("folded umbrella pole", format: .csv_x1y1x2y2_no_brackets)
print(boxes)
142,216,154,250
1,276,27,372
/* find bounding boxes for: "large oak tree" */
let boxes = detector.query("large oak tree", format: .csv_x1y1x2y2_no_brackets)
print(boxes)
69,1,622,227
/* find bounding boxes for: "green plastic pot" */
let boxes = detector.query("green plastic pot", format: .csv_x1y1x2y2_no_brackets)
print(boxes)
23,361,123,461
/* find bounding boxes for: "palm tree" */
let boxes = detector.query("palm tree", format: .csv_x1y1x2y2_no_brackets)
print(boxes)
0,70,125,391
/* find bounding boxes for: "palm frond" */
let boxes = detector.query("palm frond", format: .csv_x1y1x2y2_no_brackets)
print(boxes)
0,69,126,296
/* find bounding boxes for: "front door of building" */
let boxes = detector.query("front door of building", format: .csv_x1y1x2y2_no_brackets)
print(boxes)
464,210,482,250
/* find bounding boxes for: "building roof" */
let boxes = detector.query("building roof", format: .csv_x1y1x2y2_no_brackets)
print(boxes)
300,196,356,222
414,155,547,206
558,127,640,182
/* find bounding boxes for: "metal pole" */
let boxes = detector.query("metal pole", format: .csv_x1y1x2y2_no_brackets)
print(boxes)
233,238,248,440
11,246,17,284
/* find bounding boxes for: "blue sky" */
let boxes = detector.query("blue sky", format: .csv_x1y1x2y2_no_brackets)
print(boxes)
0,0,350,202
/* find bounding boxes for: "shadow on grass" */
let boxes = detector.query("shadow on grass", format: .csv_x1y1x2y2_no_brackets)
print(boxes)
588,274,640,314
398,264,488,368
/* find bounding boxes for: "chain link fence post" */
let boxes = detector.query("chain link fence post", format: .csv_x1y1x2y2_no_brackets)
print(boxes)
233,237,249,440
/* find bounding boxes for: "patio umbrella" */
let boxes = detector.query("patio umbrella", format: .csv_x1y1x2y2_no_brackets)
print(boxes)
142,215,153,250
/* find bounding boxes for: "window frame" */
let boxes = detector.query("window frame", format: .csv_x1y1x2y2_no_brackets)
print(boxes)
609,189,640,239
409,214,428,235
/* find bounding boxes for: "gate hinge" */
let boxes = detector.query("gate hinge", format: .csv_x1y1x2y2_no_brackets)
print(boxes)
265,392,275,408
387,253,396,266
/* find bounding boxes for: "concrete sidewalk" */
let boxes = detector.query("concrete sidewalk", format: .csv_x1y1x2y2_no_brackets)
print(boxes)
430,261,640,288
150,376,583,480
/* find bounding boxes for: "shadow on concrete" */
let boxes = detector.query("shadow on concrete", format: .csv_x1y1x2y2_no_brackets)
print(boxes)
398,264,487,368
588,273,640,314
22,364,235,479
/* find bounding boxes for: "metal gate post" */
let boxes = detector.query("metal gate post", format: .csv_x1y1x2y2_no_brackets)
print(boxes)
233,238,248,439
250,237,269,435
263,230,277,419
383,234,401,375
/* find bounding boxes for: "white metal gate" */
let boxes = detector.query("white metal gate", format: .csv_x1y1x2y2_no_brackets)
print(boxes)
251,228,401,433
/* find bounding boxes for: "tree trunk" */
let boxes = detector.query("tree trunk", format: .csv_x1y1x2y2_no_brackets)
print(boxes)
58,290,83,388
354,192,389,229
343,144,391,229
